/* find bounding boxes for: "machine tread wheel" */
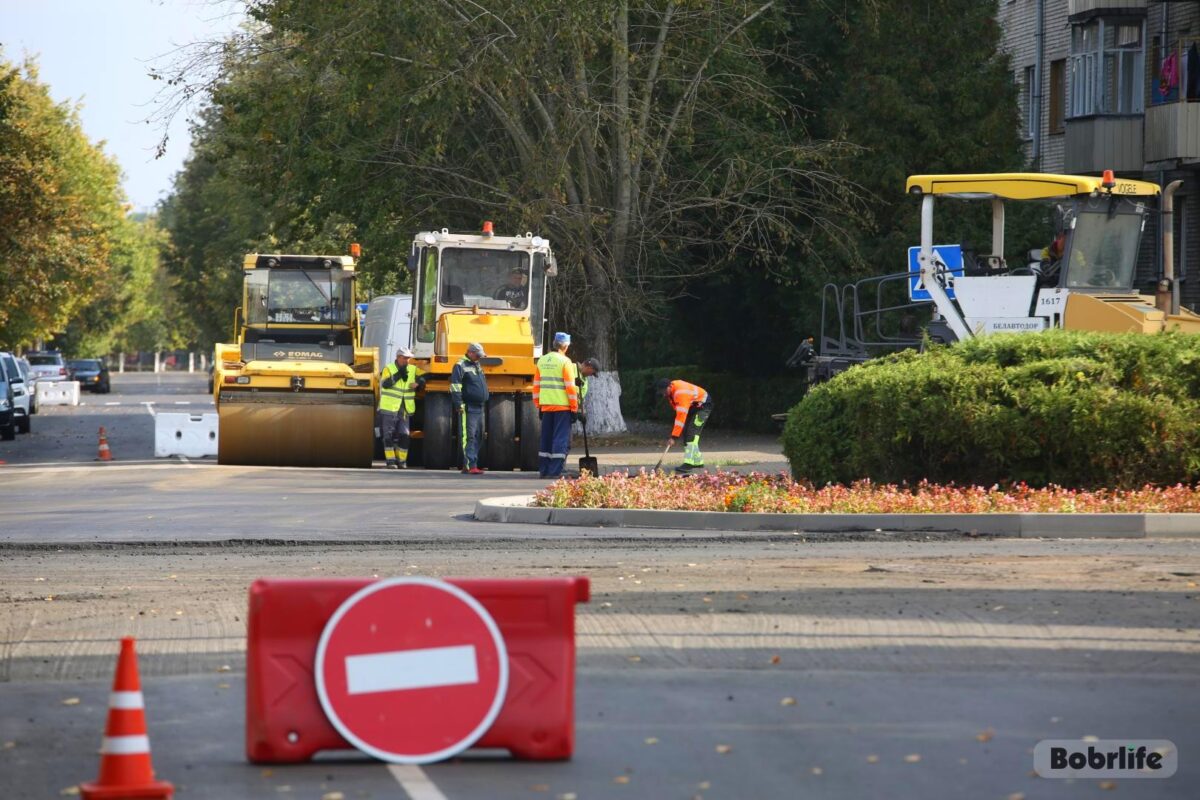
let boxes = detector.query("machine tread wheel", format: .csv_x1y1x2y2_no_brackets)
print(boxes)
518,393,540,472
484,395,517,471
422,393,455,469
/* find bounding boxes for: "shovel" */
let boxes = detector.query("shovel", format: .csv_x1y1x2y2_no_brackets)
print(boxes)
579,416,599,476
652,438,674,472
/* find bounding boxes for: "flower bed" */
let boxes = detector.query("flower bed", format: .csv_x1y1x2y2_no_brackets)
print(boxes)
531,471,1200,514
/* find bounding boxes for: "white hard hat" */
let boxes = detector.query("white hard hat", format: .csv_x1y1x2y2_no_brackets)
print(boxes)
396,347,414,358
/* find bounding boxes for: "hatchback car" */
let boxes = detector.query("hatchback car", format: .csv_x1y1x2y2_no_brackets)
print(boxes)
26,351,69,381
0,351,32,433
68,359,112,393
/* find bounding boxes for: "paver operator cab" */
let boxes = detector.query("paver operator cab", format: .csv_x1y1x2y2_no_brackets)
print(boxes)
214,249,379,467
407,223,556,471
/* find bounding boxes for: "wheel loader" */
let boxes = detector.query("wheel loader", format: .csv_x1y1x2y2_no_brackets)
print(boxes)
213,249,378,467
791,171,1200,386
403,223,556,471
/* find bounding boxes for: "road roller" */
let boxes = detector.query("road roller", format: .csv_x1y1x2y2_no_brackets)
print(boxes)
213,249,379,467
406,223,557,471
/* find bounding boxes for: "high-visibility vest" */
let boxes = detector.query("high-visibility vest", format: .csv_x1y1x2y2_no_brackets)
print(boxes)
379,362,420,414
534,351,578,411
667,379,708,437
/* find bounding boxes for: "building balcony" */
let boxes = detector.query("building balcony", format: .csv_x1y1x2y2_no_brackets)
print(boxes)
1063,115,1144,173
1144,102,1200,164
1067,0,1146,20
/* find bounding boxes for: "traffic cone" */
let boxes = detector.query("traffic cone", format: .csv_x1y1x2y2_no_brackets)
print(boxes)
97,427,113,462
79,637,173,799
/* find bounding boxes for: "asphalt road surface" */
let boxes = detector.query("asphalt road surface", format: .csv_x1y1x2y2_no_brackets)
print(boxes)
1,373,1198,798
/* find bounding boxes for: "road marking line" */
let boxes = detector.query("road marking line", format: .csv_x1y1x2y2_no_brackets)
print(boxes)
388,765,449,800
141,402,155,417
346,645,478,695
105,402,120,406
174,401,190,405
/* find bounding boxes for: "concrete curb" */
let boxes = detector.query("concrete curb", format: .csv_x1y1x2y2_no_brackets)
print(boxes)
473,495,1200,538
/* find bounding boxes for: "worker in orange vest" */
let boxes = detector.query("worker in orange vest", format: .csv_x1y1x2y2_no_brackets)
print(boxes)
655,378,712,474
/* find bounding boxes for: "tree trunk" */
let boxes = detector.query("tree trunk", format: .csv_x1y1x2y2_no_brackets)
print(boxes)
576,298,626,434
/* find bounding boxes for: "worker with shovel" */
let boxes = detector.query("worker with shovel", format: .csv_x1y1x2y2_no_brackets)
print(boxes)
655,378,712,474
575,358,601,475
534,332,579,478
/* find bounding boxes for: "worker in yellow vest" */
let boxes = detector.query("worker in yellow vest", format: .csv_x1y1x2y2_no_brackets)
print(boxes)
379,347,423,469
533,332,579,478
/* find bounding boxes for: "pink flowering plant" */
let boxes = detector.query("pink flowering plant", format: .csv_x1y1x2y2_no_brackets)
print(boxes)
532,470,1200,514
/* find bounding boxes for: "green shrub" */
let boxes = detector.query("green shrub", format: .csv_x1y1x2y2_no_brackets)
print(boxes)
783,330,1200,489
620,366,808,434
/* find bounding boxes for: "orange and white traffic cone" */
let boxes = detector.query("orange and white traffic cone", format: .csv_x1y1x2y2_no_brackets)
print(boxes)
97,427,113,462
79,637,173,799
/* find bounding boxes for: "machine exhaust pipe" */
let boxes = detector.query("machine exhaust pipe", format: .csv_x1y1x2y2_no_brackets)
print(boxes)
1161,180,1184,315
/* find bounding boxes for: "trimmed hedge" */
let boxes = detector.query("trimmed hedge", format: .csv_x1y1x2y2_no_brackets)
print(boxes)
783,331,1200,489
620,366,808,434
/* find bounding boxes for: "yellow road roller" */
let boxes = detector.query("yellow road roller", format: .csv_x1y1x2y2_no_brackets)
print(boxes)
406,223,557,470
213,250,378,467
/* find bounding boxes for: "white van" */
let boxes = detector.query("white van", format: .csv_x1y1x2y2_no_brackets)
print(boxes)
362,294,413,367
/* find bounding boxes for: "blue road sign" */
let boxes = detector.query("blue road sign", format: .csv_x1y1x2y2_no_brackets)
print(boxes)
907,244,963,301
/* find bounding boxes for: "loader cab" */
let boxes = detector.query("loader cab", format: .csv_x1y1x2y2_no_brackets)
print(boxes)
407,226,555,359
1057,197,1149,293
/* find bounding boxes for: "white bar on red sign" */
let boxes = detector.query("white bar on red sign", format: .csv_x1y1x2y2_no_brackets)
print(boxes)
346,645,479,695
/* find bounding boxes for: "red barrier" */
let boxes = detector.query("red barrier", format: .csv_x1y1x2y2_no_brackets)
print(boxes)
246,577,589,763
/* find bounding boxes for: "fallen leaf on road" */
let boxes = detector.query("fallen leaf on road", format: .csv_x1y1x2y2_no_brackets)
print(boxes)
627,655,642,663
1006,793,1025,800
697,781,711,790
61,698,80,706
601,602,613,608
737,593,749,600
556,793,577,800
34,577,45,582
1099,781,1116,790
866,755,879,764
529,784,549,792
2,741,14,749
702,596,713,604
260,769,273,778
175,610,184,616
976,728,994,743
45,596,54,602
780,697,797,706
217,683,231,690
59,787,79,796
1082,735,1099,742
904,754,921,763
715,744,733,755
217,665,231,672
769,655,781,665
992,605,1005,611
644,737,659,745
810,767,823,776
321,792,344,800
613,775,630,784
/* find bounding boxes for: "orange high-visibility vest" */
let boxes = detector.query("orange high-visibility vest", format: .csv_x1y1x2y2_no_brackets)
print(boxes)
667,380,708,437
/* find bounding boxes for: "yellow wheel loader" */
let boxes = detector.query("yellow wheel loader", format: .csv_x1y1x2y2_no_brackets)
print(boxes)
404,223,556,471
792,172,1200,385
213,250,378,467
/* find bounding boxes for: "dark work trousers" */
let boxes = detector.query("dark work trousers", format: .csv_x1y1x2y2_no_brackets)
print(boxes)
459,404,485,469
538,410,573,478
380,410,411,465
680,396,713,467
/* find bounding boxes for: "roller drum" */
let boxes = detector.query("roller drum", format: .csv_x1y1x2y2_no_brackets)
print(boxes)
218,391,374,468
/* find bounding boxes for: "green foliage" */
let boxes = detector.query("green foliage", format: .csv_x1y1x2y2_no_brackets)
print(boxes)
621,365,808,434
0,56,126,347
783,331,1200,489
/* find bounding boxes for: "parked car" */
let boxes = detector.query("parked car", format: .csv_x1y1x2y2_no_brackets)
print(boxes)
16,357,38,414
0,370,15,441
26,351,69,381
0,351,32,433
68,358,111,393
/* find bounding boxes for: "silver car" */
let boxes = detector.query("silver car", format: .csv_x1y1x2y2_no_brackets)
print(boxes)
0,352,32,434
25,351,68,381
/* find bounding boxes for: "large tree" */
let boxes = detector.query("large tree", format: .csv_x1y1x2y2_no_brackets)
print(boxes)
159,0,858,430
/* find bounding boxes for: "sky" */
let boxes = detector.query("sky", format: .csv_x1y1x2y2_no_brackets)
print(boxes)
2,0,244,211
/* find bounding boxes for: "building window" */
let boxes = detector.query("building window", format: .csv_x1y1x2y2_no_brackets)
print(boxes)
1069,19,1145,117
1049,59,1066,134
1024,65,1037,138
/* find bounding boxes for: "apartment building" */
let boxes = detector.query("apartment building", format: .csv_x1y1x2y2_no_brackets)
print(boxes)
999,0,1200,307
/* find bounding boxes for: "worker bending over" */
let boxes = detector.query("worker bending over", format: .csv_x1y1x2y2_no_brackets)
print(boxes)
534,332,579,478
656,378,713,474
451,342,489,474
379,347,423,469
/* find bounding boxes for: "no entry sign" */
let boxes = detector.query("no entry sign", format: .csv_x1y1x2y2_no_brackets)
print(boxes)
314,577,509,763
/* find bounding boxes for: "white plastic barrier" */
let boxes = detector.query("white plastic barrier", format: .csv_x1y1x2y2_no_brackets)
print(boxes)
36,381,80,406
155,412,219,458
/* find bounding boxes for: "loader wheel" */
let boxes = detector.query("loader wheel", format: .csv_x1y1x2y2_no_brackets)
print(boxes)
423,393,455,469
484,394,517,471
518,393,540,472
